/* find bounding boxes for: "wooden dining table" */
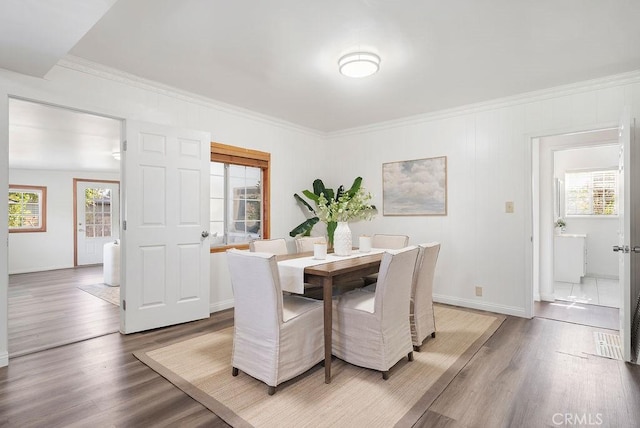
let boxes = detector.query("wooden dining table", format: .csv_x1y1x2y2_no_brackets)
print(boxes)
279,251,384,383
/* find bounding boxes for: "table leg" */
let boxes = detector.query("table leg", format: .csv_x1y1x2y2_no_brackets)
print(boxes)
323,276,333,384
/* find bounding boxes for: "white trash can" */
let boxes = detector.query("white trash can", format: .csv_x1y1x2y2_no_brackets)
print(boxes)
103,240,120,286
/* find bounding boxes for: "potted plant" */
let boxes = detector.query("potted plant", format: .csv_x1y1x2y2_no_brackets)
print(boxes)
554,218,566,234
290,177,376,251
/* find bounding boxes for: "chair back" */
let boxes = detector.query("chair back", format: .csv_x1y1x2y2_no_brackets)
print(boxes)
372,234,409,249
374,246,419,322
226,250,283,337
295,236,326,253
412,243,440,310
249,238,288,255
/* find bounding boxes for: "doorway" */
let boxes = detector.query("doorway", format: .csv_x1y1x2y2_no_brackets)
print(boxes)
7,98,122,356
552,145,620,309
74,179,120,266
532,127,621,331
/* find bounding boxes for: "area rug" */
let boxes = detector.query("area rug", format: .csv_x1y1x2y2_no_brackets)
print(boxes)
134,305,504,428
77,283,120,306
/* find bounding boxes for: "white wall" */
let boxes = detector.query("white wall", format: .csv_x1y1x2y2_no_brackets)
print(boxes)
1,59,640,366
8,169,119,274
554,145,620,278
325,75,640,317
0,60,325,326
0,89,9,366
0,62,323,366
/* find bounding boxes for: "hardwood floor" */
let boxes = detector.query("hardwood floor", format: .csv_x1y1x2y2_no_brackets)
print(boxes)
2,278,639,427
1,311,233,427
8,266,120,357
420,316,640,428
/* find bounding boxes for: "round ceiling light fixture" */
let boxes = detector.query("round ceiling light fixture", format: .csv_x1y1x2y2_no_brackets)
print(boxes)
338,52,381,78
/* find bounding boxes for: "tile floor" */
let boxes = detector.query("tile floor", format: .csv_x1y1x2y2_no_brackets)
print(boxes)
554,276,620,308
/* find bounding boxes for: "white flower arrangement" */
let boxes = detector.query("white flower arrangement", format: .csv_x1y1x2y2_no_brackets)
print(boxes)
316,187,376,223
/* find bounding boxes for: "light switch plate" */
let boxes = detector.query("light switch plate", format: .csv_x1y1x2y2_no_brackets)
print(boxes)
505,201,514,213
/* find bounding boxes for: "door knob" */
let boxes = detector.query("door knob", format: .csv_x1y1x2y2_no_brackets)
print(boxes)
201,231,210,238
632,246,640,253
613,245,630,253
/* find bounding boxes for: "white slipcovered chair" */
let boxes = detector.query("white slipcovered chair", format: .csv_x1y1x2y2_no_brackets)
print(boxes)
295,236,326,253
363,233,410,286
371,233,409,249
226,249,324,395
249,238,288,255
332,246,419,379
410,242,441,351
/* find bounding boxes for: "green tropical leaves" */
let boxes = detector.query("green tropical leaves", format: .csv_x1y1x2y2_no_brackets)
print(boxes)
290,177,375,245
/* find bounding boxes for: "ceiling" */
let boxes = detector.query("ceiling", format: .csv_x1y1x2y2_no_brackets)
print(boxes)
9,99,121,172
68,0,640,132
3,1,640,170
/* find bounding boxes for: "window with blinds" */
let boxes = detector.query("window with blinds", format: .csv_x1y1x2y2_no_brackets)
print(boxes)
564,169,618,216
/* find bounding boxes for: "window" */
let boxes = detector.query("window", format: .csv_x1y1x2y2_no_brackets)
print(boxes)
8,185,47,232
84,187,113,238
565,169,618,216
210,142,270,252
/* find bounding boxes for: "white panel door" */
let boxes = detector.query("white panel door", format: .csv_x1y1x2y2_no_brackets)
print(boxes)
616,110,632,361
121,120,210,334
76,180,120,266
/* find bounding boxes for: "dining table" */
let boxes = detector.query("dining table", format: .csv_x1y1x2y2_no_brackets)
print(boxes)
277,250,384,384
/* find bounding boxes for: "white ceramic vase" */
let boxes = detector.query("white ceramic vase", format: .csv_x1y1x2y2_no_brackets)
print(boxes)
333,221,352,256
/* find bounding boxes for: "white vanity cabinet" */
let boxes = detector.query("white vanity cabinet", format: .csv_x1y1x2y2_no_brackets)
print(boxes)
554,234,587,283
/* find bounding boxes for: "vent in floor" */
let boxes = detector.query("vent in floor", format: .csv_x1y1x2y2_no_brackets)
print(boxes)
594,332,623,360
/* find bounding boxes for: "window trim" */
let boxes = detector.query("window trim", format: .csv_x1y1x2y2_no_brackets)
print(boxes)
8,184,47,233
210,142,271,253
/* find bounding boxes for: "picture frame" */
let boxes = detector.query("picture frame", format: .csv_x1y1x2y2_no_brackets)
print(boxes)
382,156,447,216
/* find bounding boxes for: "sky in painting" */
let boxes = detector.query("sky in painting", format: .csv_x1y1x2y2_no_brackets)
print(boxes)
383,157,446,215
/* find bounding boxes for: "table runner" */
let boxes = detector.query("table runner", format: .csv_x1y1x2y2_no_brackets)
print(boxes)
278,249,385,294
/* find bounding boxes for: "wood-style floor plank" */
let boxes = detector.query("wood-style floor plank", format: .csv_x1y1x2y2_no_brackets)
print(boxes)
421,316,640,428
3,269,640,427
1,310,234,427
8,266,120,357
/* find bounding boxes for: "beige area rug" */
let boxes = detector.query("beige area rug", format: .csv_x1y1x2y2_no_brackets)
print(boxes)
77,283,120,306
134,305,504,428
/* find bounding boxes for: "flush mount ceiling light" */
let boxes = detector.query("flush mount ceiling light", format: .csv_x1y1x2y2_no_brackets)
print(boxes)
338,52,381,78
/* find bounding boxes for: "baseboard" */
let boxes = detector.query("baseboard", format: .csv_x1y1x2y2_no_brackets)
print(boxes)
540,293,556,302
9,265,74,275
210,298,234,314
433,294,527,318
586,273,619,280
0,350,8,367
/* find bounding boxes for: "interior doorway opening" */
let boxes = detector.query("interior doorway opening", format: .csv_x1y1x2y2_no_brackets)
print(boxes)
7,97,122,357
532,127,621,331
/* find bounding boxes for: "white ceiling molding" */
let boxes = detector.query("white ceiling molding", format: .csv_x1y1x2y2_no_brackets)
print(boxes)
325,70,640,139
58,55,323,138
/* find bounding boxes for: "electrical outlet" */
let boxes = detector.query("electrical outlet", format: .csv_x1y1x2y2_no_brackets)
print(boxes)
505,201,514,213
475,286,483,297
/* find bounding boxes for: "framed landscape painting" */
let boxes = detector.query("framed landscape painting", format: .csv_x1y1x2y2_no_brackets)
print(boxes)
382,156,447,216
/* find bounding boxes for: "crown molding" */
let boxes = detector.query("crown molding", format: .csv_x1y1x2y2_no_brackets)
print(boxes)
57,56,640,140
57,55,323,138
327,70,640,139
